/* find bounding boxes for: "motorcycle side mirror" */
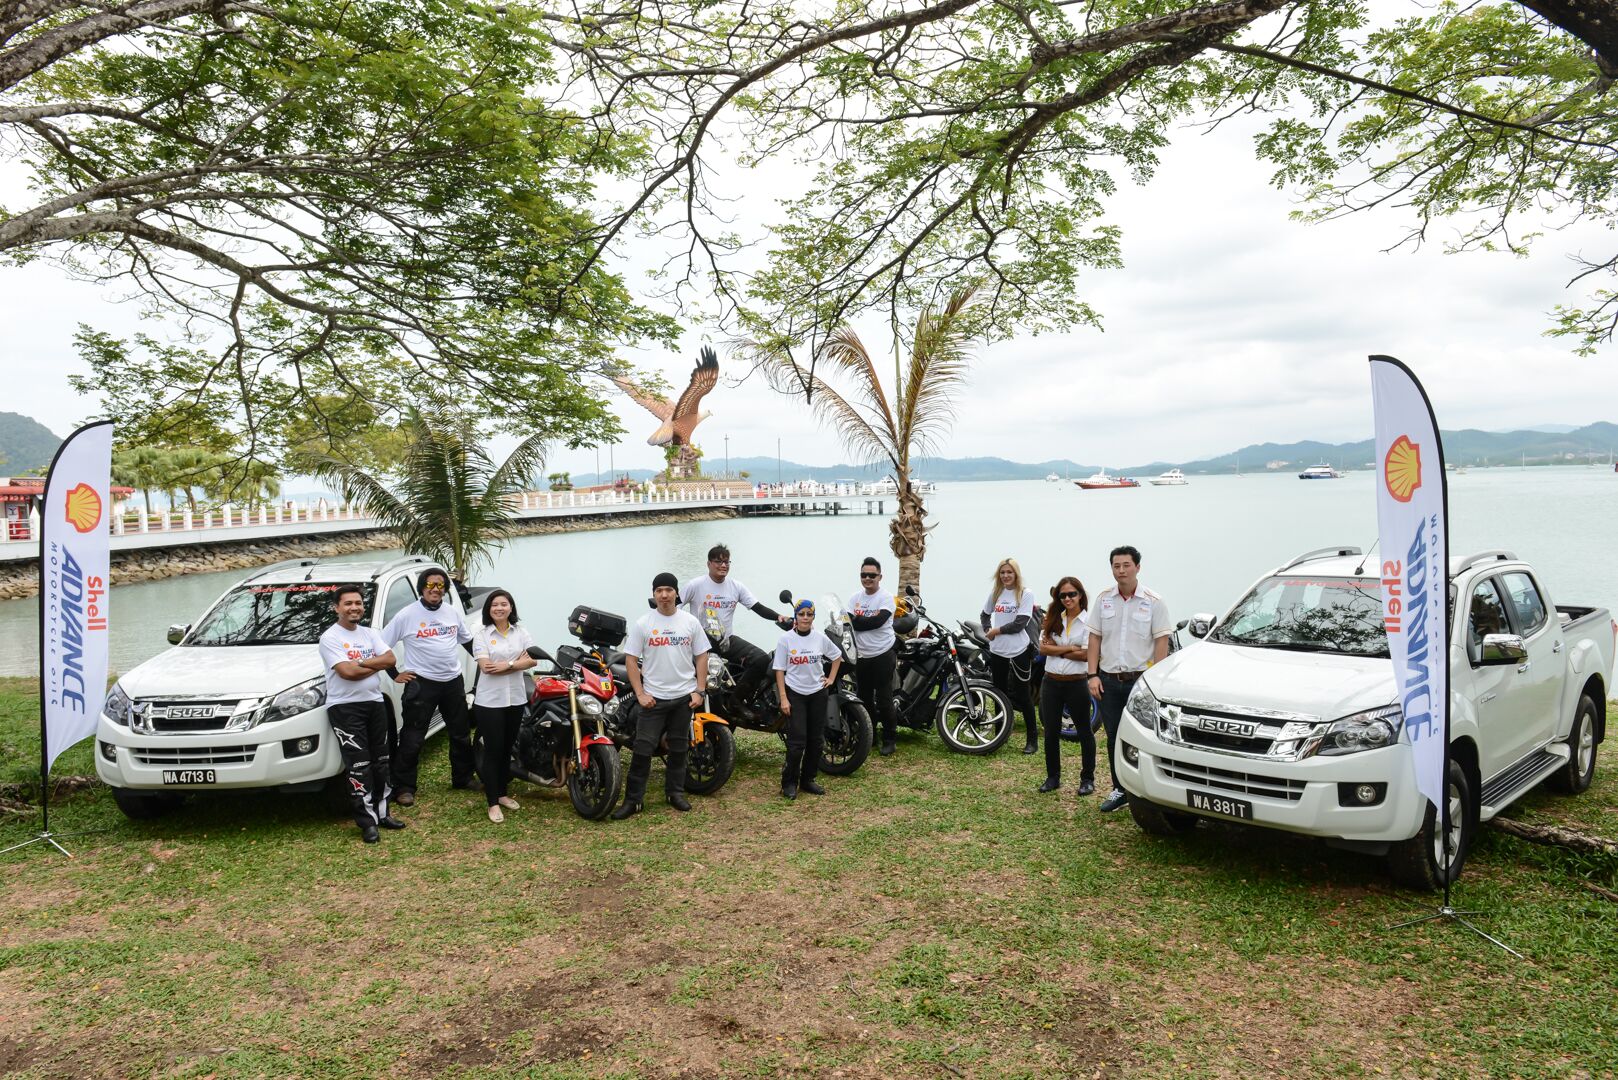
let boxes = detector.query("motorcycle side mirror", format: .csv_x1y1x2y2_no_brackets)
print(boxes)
526,645,550,661
779,589,793,604
903,584,918,597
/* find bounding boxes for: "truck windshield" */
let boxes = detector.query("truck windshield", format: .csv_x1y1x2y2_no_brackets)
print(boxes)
1210,576,1389,657
186,582,378,646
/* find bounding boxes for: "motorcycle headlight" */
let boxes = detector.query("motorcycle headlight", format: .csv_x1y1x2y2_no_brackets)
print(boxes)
255,678,327,726
102,683,133,727
1125,681,1161,729
578,696,603,717
1305,705,1403,758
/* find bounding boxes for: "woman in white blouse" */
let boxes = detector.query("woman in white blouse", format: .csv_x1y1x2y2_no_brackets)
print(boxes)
1036,576,1094,795
472,590,537,822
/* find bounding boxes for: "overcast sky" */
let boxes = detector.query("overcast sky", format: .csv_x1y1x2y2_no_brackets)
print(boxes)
5,88,1615,479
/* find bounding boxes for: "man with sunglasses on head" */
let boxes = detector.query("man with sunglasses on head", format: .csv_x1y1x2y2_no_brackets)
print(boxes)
844,556,900,756
381,565,475,806
681,542,790,701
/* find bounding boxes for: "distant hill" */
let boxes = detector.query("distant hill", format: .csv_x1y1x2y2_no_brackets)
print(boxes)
0,412,60,474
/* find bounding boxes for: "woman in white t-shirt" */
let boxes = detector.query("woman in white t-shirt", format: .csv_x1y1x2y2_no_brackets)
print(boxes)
1037,576,1094,795
471,590,537,823
980,558,1039,754
771,600,842,800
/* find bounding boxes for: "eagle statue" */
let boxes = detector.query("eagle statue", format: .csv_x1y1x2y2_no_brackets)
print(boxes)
613,347,721,448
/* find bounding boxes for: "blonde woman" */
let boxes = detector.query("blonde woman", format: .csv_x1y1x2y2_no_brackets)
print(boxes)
980,558,1039,753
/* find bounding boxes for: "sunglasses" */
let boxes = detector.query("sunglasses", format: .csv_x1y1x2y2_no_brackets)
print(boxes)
1057,591,1079,600
423,581,448,592
860,571,880,579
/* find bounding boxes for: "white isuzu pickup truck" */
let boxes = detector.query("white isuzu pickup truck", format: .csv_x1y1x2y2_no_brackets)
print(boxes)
95,555,470,819
1116,547,1614,888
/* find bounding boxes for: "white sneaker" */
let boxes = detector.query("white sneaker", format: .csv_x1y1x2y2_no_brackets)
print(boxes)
498,796,520,811
487,805,504,823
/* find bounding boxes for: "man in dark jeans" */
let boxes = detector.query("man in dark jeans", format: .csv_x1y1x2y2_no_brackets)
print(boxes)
614,572,711,819
844,556,900,755
319,585,408,842
380,566,475,805
681,543,790,700
1086,546,1172,812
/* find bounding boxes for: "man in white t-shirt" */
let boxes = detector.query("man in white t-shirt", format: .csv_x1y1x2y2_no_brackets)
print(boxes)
844,556,900,756
380,566,474,805
614,571,712,819
681,543,789,701
319,584,408,843
1086,545,1172,812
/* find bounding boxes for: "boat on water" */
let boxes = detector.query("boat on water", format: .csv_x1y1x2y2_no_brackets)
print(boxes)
1149,469,1188,486
1075,470,1140,490
1297,464,1343,480
1045,472,1062,483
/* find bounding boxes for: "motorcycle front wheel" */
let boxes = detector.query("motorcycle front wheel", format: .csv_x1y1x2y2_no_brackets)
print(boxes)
568,742,621,820
684,724,737,795
819,698,873,775
934,683,1013,755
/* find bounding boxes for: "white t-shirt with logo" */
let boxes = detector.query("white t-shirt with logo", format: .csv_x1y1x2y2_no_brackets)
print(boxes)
626,608,711,700
1086,585,1171,673
381,599,473,682
681,574,759,638
984,587,1035,658
472,622,536,708
844,588,896,657
319,623,389,706
772,628,838,696
1043,609,1091,677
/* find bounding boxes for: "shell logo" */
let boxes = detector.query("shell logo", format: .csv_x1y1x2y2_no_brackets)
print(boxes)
1384,435,1422,503
64,482,103,532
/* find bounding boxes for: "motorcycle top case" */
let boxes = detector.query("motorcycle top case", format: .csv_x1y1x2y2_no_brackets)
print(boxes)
568,605,627,647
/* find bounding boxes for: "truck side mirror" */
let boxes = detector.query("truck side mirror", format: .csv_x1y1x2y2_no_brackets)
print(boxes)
779,589,793,604
167,623,189,645
1479,633,1527,664
1187,614,1215,639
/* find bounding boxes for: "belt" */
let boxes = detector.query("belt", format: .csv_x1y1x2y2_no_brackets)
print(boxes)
1099,670,1143,684
1045,671,1086,683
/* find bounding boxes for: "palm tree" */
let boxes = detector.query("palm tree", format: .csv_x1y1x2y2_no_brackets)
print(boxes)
312,404,547,584
740,287,977,592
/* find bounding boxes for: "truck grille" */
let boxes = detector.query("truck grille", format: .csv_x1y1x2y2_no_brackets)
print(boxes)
1170,707,1300,758
132,745,257,766
139,701,242,733
1156,755,1306,802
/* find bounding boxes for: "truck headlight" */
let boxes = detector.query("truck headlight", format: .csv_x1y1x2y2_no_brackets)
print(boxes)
255,678,326,726
577,696,603,717
1125,682,1161,729
102,683,133,727
1307,705,1403,757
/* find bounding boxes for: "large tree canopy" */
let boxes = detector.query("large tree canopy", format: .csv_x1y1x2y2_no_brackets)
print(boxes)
2,0,678,459
535,0,1618,353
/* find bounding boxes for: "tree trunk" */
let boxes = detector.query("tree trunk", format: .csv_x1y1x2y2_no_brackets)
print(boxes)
889,479,929,594
1489,816,1618,856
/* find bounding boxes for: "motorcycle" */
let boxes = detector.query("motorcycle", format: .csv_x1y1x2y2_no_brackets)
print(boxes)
890,587,1014,754
694,591,874,776
563,605,737,798
511,644,622,820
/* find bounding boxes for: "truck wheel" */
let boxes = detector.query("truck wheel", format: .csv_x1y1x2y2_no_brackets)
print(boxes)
1128,797,1199,836
1387,759,1473,891
110,786,181,820
1548,694,1598,795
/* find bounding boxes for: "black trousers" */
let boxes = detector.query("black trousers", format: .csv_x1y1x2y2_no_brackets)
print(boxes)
328,701,391,827
1039,676,1096,784
853,648,897,742
988,647,1039,746
623,696,694,804
1095,672,1139,793
719,635,771,693
392,673,473,792
473,703,523,806
784,686,827,786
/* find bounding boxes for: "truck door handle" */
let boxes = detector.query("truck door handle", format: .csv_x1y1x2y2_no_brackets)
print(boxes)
1480,691,1497,703
1552,640,1563,653
1516,662,1531,674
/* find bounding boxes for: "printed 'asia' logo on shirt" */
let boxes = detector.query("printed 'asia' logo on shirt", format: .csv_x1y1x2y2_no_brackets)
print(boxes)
414,622,456,639
788,652,818,666
647,632,692,647
994,603,1017,613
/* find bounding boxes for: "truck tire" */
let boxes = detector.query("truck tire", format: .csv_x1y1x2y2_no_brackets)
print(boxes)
1128,797,1199,836
110,786,182,820
1387,759,1473,891
1548,693,1598,795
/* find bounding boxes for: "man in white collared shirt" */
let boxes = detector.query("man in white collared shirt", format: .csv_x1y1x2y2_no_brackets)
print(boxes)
1086,545,1171,812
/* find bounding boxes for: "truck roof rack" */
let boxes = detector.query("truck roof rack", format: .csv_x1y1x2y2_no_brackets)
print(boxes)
369,554,431,581
241,558,318,583
1278,546,1362,572
1454,550,1518,575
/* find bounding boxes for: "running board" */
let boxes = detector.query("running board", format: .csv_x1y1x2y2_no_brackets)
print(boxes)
1479,746,1569,820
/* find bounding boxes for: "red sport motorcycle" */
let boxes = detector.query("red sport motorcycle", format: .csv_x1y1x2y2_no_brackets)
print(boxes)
511,644,621,820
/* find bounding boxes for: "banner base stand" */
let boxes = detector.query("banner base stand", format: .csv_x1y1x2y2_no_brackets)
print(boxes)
1,830,77,859
1386,905,1523,958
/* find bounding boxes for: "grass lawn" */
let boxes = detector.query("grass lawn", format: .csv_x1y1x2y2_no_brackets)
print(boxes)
1,674,1614,1079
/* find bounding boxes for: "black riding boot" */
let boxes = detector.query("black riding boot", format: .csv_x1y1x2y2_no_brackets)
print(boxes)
613,753,652,819
665,749,691,811
781,750,802,799
1024,713,1039,754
